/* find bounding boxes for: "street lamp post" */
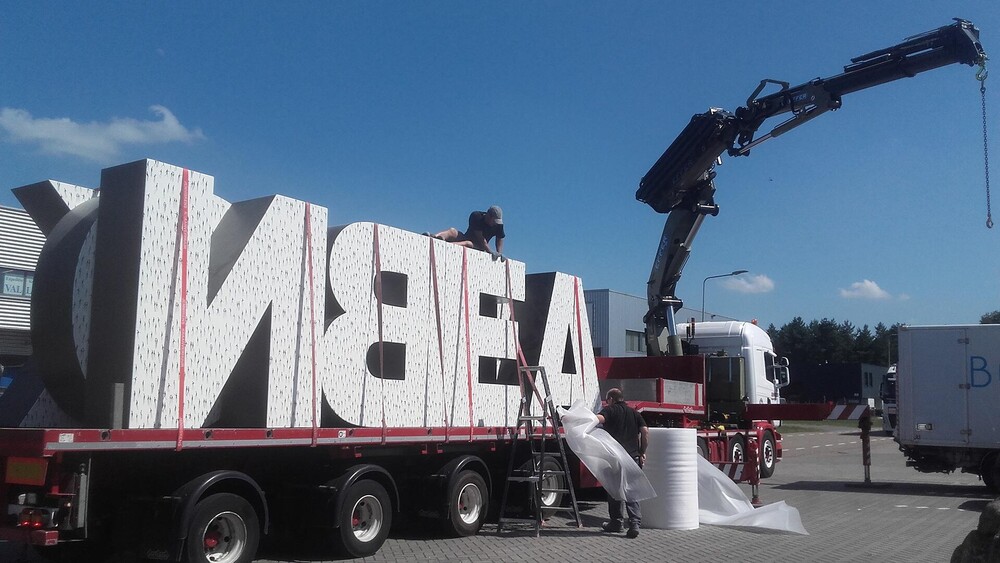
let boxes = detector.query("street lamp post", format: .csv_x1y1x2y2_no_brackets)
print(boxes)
702,270,749,321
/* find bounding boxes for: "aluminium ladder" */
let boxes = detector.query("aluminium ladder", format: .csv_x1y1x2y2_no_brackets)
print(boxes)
496,365,582,536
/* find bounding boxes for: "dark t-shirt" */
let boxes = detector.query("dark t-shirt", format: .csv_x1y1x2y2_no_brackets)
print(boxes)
598,402,646,457
462,211,505,251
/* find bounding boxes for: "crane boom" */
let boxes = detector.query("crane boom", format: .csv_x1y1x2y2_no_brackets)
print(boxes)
637,19,987,356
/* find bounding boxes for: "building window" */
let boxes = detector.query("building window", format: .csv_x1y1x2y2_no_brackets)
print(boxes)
1,269,33,298
625,330,646,353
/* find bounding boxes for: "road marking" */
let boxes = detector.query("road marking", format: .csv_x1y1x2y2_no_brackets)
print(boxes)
896,505,954,512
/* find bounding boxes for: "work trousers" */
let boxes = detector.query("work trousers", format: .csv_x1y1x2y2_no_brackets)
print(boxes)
608,455,642,527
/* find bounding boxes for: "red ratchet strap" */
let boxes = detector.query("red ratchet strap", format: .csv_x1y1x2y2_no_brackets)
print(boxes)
461,248,474,438
573,276,587,396
305,204,319,446
428,241,450,435
176,169,190,451
373,224,387,444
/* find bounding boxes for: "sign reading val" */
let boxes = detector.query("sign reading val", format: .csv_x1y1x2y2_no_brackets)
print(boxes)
8,160,600,430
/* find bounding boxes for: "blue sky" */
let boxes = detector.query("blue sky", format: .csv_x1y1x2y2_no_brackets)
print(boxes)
1,2,997,330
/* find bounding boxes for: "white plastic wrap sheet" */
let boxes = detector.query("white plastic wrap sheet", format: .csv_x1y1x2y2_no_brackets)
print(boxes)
557,402,656,502
641,428,699,530
697,455,808,534
558,401,808,535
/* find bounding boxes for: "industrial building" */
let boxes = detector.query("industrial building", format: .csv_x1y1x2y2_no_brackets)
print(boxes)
583,288,734,357
0,206,43,395
783,362,886,407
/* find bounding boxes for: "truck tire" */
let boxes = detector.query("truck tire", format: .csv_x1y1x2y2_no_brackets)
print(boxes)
337,479,392,558
185,492,260,563
517,456,566,516
982,453,1000,493
697,437,710,460
729,434,746,463
446,470,489,537
538,456,567,517
759,430,777,478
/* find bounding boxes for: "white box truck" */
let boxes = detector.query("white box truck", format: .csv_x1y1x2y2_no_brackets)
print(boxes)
896,325,1000,492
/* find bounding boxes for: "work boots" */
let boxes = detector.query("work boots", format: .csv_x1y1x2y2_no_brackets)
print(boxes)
602,520,639,538
601,520,624,533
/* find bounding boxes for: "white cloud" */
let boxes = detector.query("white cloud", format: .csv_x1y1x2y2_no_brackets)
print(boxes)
839,279,891,300
0,105,204,161
722,274,775,294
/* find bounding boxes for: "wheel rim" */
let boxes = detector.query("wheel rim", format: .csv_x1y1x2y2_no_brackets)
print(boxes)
351,494,384,543
732,441,745,462
762,439,774,469
540,471,563,508
201,511,247,563
457,483,483,524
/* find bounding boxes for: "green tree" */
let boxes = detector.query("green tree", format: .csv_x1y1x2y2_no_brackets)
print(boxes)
981,310,1000,324
769,317,899,367
855,325,877,363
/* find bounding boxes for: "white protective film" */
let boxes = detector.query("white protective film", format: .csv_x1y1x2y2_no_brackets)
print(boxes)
559,401,808,534
557,402,656,502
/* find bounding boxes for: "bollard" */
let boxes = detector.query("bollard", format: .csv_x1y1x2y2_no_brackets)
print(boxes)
859,415,872,484
747,429,761,506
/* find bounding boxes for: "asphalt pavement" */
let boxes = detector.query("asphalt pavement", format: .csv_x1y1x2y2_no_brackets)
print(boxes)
267,421,992,562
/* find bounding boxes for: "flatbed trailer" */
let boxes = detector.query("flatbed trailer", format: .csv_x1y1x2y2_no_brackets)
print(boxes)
1,424,549,561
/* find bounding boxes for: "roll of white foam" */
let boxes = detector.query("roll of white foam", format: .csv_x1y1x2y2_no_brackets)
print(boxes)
640,427,699,530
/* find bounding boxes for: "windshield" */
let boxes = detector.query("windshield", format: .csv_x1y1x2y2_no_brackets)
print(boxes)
880,375,897,402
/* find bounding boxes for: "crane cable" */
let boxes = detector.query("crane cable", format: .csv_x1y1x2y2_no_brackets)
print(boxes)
978,60,992,228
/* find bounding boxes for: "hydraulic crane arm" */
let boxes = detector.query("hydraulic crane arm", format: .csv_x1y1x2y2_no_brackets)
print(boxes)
637,19,987,356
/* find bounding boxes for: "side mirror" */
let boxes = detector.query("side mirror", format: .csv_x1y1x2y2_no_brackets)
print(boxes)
777,356,789,367
775,366,790,388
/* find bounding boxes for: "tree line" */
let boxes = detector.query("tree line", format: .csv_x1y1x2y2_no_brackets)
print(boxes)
765,319,900,368
766,311,1000,368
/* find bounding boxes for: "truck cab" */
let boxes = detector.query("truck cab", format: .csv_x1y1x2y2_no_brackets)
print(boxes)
880,364,897,435
677,320,789,409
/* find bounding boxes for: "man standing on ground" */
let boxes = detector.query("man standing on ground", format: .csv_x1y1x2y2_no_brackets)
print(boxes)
596,387,649,538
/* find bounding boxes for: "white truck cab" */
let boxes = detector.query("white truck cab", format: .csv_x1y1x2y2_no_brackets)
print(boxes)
880,364,897,435
676,320,789,406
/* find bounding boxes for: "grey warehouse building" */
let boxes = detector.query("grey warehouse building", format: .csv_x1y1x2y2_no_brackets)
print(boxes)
0,206,44,394
583,288,734,357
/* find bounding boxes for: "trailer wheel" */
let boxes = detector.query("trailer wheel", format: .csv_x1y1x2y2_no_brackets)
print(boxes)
185,493,260,563
982,453,1000,493
697,438,709,460
337,480,392,558
759,430,776,478
446,470,489,536
538,456,567,516
729,434,746,463
518,456,566,516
